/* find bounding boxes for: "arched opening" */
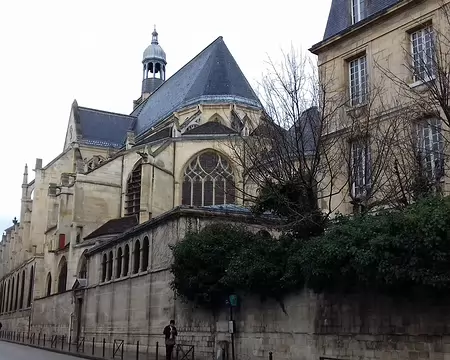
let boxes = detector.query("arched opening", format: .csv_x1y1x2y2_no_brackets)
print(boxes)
46,272,52,296
125,162,142,219
78,255,87,279
0,283,3,314
133,240,141,274
20,270,25,308
142,237,149,272
101,254,107,282
10,277,15,311
57,258,68,294
14,274,19,310
6,280,10,312
123,245,130,276
27,266,34,307
107,251,113,281
182,151,236,207
116,247,123,278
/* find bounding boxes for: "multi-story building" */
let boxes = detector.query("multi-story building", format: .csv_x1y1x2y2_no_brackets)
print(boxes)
310,0,450,214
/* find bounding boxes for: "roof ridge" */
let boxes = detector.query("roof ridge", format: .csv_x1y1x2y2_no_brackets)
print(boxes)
130,36,223,118
78,106,136,119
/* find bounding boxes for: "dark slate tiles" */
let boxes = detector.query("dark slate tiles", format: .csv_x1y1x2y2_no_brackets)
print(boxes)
77,107,136,149
84,216,138,240
323,0,400,41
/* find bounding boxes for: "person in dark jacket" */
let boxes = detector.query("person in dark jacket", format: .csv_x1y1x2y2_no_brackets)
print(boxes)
163,320,177,360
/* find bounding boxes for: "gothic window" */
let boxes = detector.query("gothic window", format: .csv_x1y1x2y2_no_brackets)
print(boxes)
46,272,52,296
116,247,123,278
57,258,67,294
78,255,87,279
107,251,113,281
20,270,25,308
182,151,236,207
101,254,107,282
125,163,142,219
27,266,34,307
142,237,149,272
0,284,3,314
10,277,15,311
133,240,141,274
14,274,19,310
123,245,130,276
6,280,10,312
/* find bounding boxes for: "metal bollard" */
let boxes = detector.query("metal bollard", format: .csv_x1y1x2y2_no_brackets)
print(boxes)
103,338,106,358
43,334,46,346
38,333,40,346
269,352,273,360
62,335,65,351
136,341,139,360
69,336,72,352
92,337,95,355
156,341,159,360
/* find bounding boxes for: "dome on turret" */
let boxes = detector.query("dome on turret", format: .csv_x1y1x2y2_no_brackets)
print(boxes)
143,27,166,64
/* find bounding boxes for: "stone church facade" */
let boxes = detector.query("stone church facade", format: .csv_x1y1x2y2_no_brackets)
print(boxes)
0,30,270,357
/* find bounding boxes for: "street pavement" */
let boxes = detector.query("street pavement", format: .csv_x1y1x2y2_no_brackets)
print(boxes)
0,341,88,360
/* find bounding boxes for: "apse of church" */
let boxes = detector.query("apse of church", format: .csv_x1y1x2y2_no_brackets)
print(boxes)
0,28,263,336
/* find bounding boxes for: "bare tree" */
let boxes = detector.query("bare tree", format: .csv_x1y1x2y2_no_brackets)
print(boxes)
225,47,351,234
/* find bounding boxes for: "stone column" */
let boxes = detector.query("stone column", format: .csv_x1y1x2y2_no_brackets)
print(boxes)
139,152,155,224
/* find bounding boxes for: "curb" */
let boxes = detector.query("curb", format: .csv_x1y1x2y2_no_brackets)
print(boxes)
0,338,100,360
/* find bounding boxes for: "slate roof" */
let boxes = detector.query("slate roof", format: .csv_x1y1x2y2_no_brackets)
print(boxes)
135,126,171,146
77,107,136,149
183,122,237,135
84,216,138,240
322,0,400,42
289,106,320,155
131,36,261,136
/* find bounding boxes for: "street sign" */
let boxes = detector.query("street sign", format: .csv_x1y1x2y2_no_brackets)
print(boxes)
229,294,238,307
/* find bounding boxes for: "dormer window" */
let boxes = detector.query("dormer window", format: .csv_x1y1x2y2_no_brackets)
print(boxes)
351,0,365,24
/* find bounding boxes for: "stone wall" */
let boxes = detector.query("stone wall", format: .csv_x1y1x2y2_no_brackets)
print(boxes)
31,291,73,337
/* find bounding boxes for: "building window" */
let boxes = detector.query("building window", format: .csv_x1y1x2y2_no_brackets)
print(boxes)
107,251,113,281
78,255,87,279
411,26,435,82
351,0,365,24
417,118,444,180
123,245,130,276
349,55,368,106
125,163,142,219
351,140,371,199
27,266,34,307
116,248,123,278
19,270,25,309
10,278,14,312
133,240,141,274
14,274,19,311
57,258,67,294
142,237,149,272
182,151,236,207
46,272,52,296
101,254,107,282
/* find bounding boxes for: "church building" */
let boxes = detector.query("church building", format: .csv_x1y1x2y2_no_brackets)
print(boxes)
0,29,270,358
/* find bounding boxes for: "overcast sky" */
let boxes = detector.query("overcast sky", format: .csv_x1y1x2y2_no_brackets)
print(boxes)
0,0,331,232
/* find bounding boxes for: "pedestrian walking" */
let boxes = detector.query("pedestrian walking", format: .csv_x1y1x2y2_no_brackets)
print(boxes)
163,319,177,360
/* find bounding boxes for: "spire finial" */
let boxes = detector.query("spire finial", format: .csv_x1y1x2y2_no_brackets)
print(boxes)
152,25,158,45
23,163,28,185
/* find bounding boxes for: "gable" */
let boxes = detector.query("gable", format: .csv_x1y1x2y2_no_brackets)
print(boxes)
63,101,81,151
131,37,262,136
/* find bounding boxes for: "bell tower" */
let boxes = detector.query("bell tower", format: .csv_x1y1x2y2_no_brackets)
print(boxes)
142,26,167,97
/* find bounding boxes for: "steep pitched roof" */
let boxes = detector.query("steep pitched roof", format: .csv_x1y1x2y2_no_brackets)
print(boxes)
289,106,320,156
84,216,138,240
77,107,136,148
131,36,261,135
322,0,400,42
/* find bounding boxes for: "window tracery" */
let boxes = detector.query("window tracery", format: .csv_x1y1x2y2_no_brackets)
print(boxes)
182,151,236,207
125,163,142,218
